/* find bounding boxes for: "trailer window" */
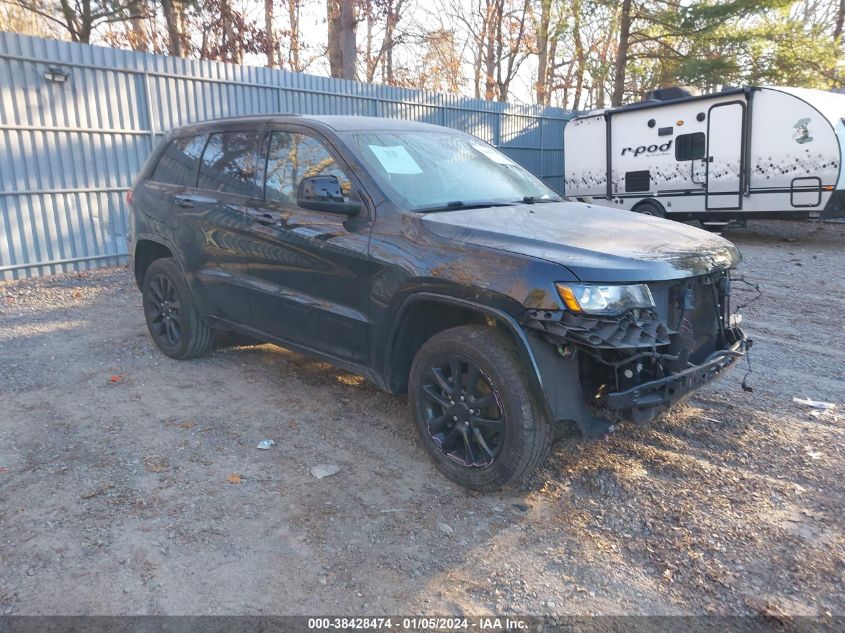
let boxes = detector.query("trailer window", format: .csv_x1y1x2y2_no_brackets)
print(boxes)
675,132,705,161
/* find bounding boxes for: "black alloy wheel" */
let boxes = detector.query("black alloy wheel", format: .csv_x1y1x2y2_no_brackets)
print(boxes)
146,274,182,347
419,355,504,468
408,325,553,491
141,257,215,360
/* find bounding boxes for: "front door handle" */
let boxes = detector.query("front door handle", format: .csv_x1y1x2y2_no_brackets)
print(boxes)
247,211,279,226
173,195,195,208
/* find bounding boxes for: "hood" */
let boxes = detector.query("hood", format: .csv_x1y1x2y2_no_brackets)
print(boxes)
421,201,741,282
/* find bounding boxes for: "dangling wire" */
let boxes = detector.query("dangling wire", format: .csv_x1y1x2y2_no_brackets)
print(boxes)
741,347,753,393
732,275,762,314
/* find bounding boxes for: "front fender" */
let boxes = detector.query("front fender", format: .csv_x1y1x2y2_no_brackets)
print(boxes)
382,291,595,431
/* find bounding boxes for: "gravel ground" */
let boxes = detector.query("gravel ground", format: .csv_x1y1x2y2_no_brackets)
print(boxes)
0,220,843,617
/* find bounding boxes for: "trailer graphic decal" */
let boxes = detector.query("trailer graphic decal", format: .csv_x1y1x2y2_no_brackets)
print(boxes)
793,118,813,144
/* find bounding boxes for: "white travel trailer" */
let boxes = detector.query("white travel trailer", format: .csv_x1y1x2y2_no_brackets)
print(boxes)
563,86,845,224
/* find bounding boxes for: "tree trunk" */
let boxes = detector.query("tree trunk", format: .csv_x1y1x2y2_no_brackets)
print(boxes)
572,0,585,110
161,0,183,56
545,35,557,106
366,0,376,81
339,0,357,80
327,0,340,76
484,0,498,100
58,0,80,41
326,0,358,79
287,0,301,71
473,1,486,99
327,0,356,79
534,0,550,105
129,0,149,51
222,0,241,64
835,0,845,42
382,0,400,85
265,0,276,67
611,0,632,107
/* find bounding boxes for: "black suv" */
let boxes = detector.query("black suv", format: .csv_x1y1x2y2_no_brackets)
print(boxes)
129,115,748,490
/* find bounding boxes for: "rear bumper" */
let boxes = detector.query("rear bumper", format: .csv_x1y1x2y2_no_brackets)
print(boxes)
606,330,748,414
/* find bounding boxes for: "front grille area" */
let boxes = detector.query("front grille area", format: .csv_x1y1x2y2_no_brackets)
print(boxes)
667,275,722,364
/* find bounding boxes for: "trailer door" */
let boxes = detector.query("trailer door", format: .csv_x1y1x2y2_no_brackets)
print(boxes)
706,101,745,210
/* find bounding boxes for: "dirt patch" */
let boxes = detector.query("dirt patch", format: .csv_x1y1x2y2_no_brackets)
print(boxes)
0,220,843,616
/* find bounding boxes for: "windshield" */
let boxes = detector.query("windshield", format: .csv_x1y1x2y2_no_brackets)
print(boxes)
342,131,561,211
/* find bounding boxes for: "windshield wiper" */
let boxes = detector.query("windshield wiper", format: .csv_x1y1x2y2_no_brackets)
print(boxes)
417,200,516,213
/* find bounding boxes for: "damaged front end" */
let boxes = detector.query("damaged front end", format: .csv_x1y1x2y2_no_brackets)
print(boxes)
522,271,750,438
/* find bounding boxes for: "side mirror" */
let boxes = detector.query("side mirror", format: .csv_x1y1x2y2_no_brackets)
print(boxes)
297,175,361,215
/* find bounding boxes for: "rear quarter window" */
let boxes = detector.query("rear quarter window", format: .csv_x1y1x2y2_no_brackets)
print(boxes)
197,130,261,197
151,135,206,186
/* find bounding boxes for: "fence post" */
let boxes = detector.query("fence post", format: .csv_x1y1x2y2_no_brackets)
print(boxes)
142,72,156,148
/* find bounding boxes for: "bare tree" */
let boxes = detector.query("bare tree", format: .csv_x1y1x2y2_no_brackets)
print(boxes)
360,0,406,83
10,0,144,42
407,27,463,92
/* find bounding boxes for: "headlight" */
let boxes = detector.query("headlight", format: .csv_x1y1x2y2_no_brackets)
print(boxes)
555,283,655,315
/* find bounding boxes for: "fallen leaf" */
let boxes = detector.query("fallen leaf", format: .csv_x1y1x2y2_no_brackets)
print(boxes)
226,473,243,484
109,374,125,384
288,419,298,431
179,421,195,430
144,456,169,473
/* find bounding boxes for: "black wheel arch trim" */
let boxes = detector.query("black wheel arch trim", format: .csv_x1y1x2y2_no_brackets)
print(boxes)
132,233,200,305
383,292,603,436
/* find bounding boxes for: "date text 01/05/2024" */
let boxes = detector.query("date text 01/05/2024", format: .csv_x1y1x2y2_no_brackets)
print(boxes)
306,617,529,630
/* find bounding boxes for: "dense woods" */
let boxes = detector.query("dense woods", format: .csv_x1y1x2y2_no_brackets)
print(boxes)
2,0,843,107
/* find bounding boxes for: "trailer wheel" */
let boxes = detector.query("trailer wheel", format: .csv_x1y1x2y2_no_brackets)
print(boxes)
632,200,665,218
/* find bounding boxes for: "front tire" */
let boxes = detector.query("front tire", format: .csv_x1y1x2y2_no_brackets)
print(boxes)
408,325,553,491
142,257,214,360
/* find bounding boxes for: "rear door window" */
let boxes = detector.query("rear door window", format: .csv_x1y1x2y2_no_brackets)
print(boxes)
151,135,206,187
197,130,261,197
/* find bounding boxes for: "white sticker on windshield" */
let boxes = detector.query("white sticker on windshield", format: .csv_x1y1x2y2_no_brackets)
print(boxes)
368,145,423,174
472,143,516,165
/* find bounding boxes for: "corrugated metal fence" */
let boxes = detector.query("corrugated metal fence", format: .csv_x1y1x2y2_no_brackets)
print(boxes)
0,32,571,280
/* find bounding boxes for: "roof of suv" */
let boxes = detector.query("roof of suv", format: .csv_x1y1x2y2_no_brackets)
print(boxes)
171,114,454,135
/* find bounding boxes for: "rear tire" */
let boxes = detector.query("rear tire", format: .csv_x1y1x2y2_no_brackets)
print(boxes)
142,257,214,360
408,325,553,491
633,201,665,218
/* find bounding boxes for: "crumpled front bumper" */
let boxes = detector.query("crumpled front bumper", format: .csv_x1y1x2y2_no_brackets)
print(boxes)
606,329,749,415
